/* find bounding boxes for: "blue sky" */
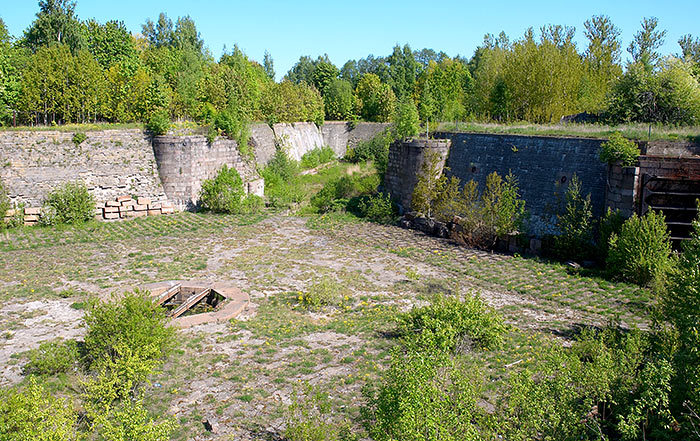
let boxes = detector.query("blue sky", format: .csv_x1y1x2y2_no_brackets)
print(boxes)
2,0,699,80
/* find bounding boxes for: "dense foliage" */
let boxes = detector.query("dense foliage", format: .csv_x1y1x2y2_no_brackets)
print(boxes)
41,181,95,225
2,5,699,129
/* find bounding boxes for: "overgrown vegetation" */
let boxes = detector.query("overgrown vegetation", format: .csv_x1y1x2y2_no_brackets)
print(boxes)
199,165,261,214
2,291,177,440
300,146,336,170
607,210,674,286
599,132,641,166
554,174,595,261
41,181,95,225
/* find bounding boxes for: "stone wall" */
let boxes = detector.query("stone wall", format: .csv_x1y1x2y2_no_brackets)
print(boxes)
249,123,276,166
605,165,639,218
152,135,263,209
272,122,325,161
436,132,608,234
321,122,391,157
384,138,451,210
0,129,166,207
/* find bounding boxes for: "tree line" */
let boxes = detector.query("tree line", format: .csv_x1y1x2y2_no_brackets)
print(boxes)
1,0,699,129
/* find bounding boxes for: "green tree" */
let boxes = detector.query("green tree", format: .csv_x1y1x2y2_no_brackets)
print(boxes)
85,19,137,69
23,0,85,54
323,78,356,120
263,50,275,80
468,33,509,119
0,20,29,125
554,174,594,261
628,17,667,70
415,58,473,123
393,96,420,139
581,15,623,113
501,26,585,123
387,44,420,99
312,59,339,93
141,13,175,49
355,73,397,122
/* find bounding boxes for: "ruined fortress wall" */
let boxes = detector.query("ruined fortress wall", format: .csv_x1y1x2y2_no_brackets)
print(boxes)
321,122,391,157
0,122,388,211
152,135,261,209
432,132,609,234
0,129,166,207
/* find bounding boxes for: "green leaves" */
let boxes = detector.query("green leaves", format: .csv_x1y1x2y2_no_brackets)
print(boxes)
199,165,246,214
599,132,640,166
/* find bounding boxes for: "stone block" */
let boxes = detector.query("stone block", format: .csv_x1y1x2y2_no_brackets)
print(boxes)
161,207,175,214
104,212,119,220
137,197,151,206
24,214,39,222
5,209,15,217
133,204,148,211
121,200,135,207
24,207,41,215
116,195,132,202
127,210,147,218
148,209,161,216
106,200,120,207
104,206,119,213
119,204,133,212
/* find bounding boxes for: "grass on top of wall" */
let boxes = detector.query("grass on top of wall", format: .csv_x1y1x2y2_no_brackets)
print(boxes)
438,121,700,142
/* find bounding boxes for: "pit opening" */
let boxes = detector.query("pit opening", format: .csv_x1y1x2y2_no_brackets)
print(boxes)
142,280,249,328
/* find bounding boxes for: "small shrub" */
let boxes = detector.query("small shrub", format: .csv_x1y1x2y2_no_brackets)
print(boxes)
554,174,594,261
261,148,305,209
199,165,245,214
23,339,80,375
92,397,177,441
206,124,218,144
598,208,625,263
72,132,87,146
397,294,507,352
83,290,175,376
0,182,10,228
43,181,95,225
607,210,673,286
362,349,485,441
297,277,345,310
300,146,336,170
345,129,394,179
411,150,444,218
214,108,250,156
358,193,396,224
0,378,79,441
600,132,640,166
241,194,264,214
145,110,170,136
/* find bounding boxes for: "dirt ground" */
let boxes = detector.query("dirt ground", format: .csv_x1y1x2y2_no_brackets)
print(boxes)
0,213,649,440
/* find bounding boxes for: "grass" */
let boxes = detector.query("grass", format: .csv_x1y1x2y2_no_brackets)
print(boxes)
0,209,655,439
438,121,700,142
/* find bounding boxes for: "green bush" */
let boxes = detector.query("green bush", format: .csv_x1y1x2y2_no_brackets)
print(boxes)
199,165,246,214
82,290,175,377
42,181,95,225
554,174,594,261
662,205,700,427
600,132,640,166
0,378,79,441
297,277,346,310
240,194,264,214
357,192,396,224
214,108,250,156
261,148,305,209
598,208,625,263
145,110,170,136
72,132,87,146
23,339,80,375
397,294,507,352
0,182,10,229
362,349,485,441
345,129,395,180
482,171,526,237
607,210,673,286
300,146,336,170
92,398,176,441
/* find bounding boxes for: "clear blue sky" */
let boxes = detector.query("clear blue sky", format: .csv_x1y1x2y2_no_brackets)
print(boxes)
2,0,699,80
